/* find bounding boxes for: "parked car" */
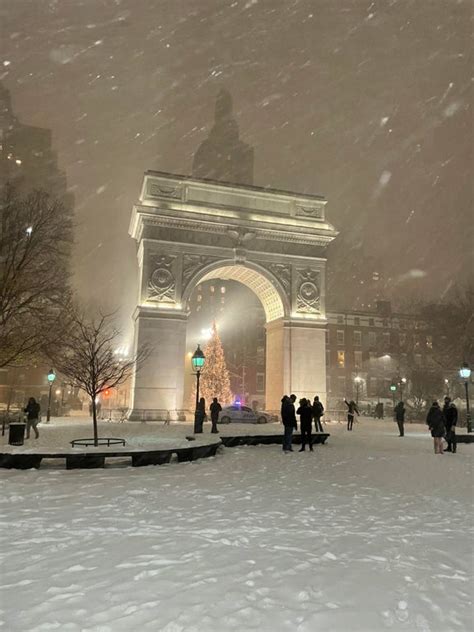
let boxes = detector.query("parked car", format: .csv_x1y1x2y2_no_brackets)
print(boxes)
218,405,276,424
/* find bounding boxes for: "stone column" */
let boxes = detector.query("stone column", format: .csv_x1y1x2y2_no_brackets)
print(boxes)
128,307,187,421
265,318,327,413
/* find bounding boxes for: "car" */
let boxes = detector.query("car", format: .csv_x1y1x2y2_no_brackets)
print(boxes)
217,405,276,424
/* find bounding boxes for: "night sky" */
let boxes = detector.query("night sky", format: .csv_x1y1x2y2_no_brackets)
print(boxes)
2,0,472,336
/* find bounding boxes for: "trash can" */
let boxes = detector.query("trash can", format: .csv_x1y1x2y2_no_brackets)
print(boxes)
8,422,26,446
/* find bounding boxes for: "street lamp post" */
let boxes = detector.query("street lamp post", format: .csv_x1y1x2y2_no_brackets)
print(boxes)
390,383,397,408
444,378,450,398
192,344,205,434
46,369,56,423
459,363,471,433
399,376,407,401
354,376,362,405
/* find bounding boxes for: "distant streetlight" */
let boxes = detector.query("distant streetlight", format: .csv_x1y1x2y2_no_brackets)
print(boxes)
192,344,205,433
354,376,362,405
46,369,56,423
444,378,450,398
459,363,471,433
399,376,407,400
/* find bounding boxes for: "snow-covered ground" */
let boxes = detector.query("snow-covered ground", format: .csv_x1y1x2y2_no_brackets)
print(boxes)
1,418,472,632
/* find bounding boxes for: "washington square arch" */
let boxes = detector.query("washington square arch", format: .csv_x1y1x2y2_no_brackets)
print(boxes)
127,170,337,420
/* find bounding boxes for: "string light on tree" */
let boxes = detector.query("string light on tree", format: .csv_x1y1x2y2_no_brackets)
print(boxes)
191,321,233,407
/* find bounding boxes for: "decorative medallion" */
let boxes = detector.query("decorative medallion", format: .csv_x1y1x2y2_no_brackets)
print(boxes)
148,255,176,302
296,268,320,313
295,205,322,219
149,184,182,200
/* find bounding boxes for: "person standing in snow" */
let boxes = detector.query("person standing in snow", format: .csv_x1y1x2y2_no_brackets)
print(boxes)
344,399,359,431
297,398,314,452
281,394,297,452
443,397,458,453
24,397,41,439
426,401,446,454
195,397,207,433
209,397,222,434
312,395,324,432
394,401,406,437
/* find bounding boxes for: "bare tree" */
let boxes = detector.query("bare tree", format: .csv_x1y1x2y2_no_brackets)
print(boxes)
407,369,443,418
49,310,148,445
0,185,73,368
422,284,474,370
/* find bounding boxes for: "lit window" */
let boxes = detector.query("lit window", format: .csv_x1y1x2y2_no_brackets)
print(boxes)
210,286,215,293
197,294,202,302
337,351,345,368
220,286,226,294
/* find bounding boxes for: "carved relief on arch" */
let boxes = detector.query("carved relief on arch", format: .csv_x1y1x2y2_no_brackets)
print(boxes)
181,254,221,292
147,255,176,303
295,268,321,314
265,262,291,295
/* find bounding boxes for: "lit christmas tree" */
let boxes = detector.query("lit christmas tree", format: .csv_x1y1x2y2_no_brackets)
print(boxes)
191,321,233,408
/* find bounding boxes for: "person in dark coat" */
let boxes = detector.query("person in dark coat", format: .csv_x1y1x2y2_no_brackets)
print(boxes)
394,401,406,437
344,399,359,431
426,401,445,454
443,397,458,453
281,394,297,452
24,397,41,439
209,397,222,434
195,397,206,433
312,395,324,432
297,398,314,451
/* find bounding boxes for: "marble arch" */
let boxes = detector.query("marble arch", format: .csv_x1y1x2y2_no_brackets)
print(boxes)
128,171,337,420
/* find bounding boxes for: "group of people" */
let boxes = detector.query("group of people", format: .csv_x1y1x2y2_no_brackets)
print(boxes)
280,394,325,452
393,397,458,454
195,397,222,434
426,397,458,454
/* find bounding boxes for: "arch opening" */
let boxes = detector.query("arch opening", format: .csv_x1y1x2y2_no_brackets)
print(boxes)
194,263,286,323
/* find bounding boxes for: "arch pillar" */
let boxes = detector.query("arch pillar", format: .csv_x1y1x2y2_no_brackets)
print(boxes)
128,306,188,421
265,318,327,412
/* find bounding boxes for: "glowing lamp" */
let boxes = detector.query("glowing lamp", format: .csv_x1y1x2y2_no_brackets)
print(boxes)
47,369,56,383
191,344,205,371
459,363,471,380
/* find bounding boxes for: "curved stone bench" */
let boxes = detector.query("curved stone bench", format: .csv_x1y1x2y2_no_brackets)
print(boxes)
220,433,330,448
0,440,222,470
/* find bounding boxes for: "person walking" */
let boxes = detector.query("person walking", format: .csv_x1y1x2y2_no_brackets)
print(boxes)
297,398,314,451
281,394,297,452
443,397,458,453
209,397,222,434
312,395,324,433
344,399,359,431
426,401,445,454
24,397,41,439
394,401,406,437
